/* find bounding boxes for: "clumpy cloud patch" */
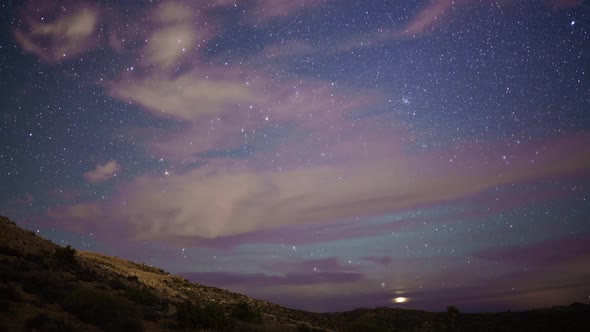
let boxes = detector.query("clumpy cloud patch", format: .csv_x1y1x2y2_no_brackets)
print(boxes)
84,160,121,183
142,1,214,69
14,1,100,62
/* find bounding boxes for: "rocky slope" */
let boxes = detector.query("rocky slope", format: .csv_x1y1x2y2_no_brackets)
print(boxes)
1,215,588,332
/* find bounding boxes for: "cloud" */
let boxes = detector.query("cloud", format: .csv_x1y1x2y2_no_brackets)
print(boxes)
183,270,364,288
258,40,315,60
395,0,468,38
361,256,393,266
141,2,214,69
84,160,121,183
14,1,100,62
475,233,590,266
253,0,327,18
52,133,590,240
109,66,380,163
110,70,262,121
394,0,585,38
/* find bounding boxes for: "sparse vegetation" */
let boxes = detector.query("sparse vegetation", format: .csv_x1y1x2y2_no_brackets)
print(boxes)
0,283,20,312
231,300,263,323
344,317,388,332
175,300,231,330
22,270,73,302
62,287,144,332
25,313,76,332
108,277,127,290
1,215,590,332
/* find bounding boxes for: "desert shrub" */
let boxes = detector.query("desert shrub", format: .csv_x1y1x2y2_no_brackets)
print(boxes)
124,285,161,306
72,265,100,282
53,245,76,265
22,271,70,302
109,278,127,290
127,275,140,282
0,297,10,312
175,300,231,330
231,301,262,323
25,313,76,332
137,263,168,275
0,244,21,257
124,285,167,321
0,283,20,311
62,287,143,332
25,253,46,264
297,323,327,332
0,265,22,283
0,283,20,301
344,317,388,332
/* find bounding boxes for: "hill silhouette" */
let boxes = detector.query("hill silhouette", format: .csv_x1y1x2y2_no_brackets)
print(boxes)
1,215,588,331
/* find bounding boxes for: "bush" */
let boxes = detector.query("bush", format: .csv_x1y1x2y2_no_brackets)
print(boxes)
124,285,167,321
344,317,388,332
62,287,143,332
0,244,21,257
25,313,76,332
127,275,140,282
22,271,71,303
53,245,76,265
124,285,161,306
0,283,20,302
109,278,127,290
175,300,231,330
231,301,262,323
297,323,328,332
0,283,20,311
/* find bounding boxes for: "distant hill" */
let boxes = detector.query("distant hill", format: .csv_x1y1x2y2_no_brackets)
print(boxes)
1,215,588,332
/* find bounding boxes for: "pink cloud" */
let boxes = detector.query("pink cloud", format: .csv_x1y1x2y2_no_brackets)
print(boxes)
50,133,590,241
476,233,590,266
393,0,585,38
84,160,121,183
14,0,101,62
254,0,327,18
394,0,470,38
183,270,364,289
109,64,381,162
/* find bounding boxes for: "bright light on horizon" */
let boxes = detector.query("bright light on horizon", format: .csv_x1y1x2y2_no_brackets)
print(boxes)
393,297,408,304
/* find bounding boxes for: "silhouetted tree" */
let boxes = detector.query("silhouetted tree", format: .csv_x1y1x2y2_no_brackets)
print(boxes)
53,245,76,265
446,305,460,331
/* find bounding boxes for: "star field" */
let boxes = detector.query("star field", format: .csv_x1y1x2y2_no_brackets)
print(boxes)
1,0,589,312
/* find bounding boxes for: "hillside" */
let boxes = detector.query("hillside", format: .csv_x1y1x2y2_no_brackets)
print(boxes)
1,215,589,332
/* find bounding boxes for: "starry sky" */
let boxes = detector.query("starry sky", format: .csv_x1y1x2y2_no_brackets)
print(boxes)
1,0,590,313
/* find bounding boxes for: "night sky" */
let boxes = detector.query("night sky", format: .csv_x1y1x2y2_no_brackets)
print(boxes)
1,0,590,313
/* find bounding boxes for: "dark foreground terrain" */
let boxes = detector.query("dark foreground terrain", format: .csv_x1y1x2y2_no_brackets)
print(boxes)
1,215,588,332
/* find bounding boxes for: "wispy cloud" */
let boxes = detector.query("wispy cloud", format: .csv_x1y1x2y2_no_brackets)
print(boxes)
84,160,121,183
52,133,590,240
